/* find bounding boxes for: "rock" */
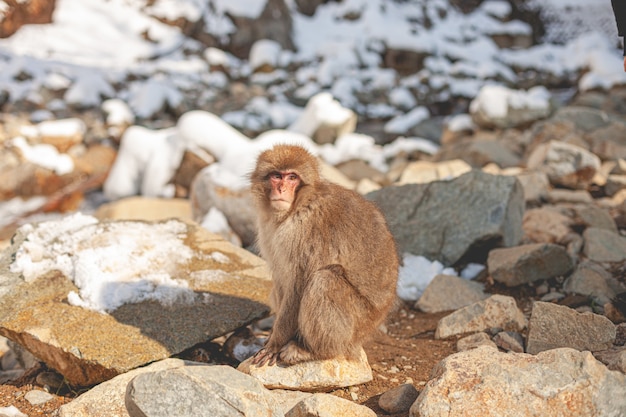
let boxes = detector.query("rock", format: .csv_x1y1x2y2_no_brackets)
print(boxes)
526,302,616,355
1,217,271,387
378,384,419,415
526,140,601,189
593,348,626,373
190,165,258,248
59,358,190,417
469,85,552,129
396,159,472,185
435,295,527,339
487,243,574,287
456,332,498,351
293,0,325,17
605,175,626,197
546,188,593,204
238,348,372,392
492,331,525,353
569,204,617,233
269,390,313,415
514,171,550,204
415,274,487,313
434,138,521,169
125,364,283,417
411,346,626,417
226,0,295,59
288,93,357,145
583,227,626,263
286,393,376,417
586,122,626,160
24,390,54,406
0,0,55,38
170,149,213,197
551,106,611,133
0,405,27,417
564,262,616,306
522,207,571,243
95,196,193,222
368,170,524,266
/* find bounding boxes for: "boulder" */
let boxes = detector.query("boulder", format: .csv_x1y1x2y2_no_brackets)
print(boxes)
487,243,574,287
125,364,283,417
0,216,271,387
526,302,616,355
368,170,524,266
415,274,487,313
435,295,527,339
412,346,626,417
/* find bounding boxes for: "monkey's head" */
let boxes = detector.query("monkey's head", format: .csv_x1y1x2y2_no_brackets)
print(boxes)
251,145,320,212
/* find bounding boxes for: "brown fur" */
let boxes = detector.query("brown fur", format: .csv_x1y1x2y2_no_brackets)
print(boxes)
250,144,399,365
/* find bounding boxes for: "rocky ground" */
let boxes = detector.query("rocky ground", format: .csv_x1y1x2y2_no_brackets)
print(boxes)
0,305,457,417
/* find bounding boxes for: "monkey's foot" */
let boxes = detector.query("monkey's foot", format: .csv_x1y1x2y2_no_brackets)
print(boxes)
279,341,314,365
251,347,279,367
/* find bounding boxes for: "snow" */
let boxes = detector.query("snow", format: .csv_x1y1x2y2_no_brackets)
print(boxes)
9,136,74,175
469,85,551,119
397,254,457,302
10,213,197,313
397,254,485,301
249,39,282,71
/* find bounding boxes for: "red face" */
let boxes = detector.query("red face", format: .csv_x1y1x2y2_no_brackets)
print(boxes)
269,171,300,211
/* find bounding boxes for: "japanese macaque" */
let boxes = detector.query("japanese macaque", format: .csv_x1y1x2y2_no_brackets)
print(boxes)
250,144,399,366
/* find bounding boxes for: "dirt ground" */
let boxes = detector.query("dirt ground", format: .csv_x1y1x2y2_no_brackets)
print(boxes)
0,302,460,417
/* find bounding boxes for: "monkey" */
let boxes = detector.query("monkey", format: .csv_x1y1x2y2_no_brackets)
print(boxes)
249,144,399,366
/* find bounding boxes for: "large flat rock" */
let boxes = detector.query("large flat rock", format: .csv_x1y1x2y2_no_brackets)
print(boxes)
0,216,271,387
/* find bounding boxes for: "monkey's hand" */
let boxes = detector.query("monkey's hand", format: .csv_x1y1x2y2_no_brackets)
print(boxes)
251,347,280,367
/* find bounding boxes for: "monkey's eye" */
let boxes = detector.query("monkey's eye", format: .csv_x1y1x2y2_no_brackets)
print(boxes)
286,173,298,181
268,172,282,180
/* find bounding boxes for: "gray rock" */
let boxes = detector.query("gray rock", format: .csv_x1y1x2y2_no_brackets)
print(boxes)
570,204,618,233
367,170,524,266
1,217,271,387
456,332,497,352
526,301,616,355
605,175,626,197
125,365,283,417
564,261,616,305
435,295,527,339
488,243,573,287
24,390,55,406
526,140,600,189
285,393,376,417
551,106,611,133
492,331,524,353
59,359,191,417
583,227,626,263
378,383,419,414
238,348,372,392
190,166,258,248
411,346,626,417
415,274,487,313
